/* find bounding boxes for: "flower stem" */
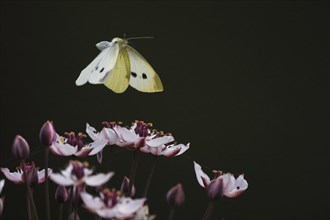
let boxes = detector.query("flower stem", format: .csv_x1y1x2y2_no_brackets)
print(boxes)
128,150,140,197
142,155,158,197
58,203,63,220
167,207,175,220
21,160,39,220
202,200,216,220
74,187,79,220
45,147,50,220
26,190,32,220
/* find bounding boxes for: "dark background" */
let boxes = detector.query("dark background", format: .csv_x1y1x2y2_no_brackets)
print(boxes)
0,1,329,220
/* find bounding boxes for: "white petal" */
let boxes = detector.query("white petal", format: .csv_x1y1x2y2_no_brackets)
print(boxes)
49,173,74,186
88,139,108,156
86,123,98,141
193,161,211,188
103,128,120,145
117,198,146,215
61,164,73,178
0,168,23,184
74,147,92,157
96,208,120,219
50,142,78,156
224,174,248,198
176,143,190,156
97,151,103,164
37,168,53,184
80,192,105,212
220,173,236,194
85,172,114,187
146,136,174,148
0,180,5,193
116,126,139,143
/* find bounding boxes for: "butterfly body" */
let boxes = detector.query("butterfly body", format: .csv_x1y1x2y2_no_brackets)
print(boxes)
76,37,163,93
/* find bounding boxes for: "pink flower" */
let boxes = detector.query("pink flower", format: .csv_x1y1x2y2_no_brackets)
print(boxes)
80,189,146,219
115,121,175,150
140,142,190,157
50,132,107,157
1,163,52,185
193,161,248,199
0,180,4,194
49,160,113,188
0,179,4,217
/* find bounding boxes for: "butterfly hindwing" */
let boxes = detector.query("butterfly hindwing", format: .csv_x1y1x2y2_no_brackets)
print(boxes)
103,47,131,93
127,45,163,93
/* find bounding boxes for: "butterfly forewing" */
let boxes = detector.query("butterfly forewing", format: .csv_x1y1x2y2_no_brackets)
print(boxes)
127,46,163,93
103,47,131,93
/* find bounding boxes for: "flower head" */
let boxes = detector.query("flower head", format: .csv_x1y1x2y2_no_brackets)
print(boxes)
166,183,185,208
50,131,107,157
49,160,113,188
39,121,56,147
55,185,70,203
1,162,52,185
12,135,30,160
80,189,146,219
193,161,248,199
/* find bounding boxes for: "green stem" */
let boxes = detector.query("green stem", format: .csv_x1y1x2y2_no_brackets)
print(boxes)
128,150,140,197
202,200,216,220
142,155,158,197
167,207,175,220
21,160,39,220
45,147,50,220
58,203,63,220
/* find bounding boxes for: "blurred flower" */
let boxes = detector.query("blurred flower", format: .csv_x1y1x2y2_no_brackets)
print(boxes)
193,161,248,199
67,212,80,220
141,142,190,157
0,180,4,194
55,185,70,203
39,121,56,147
1,162,52,185
166,183,185,208
133,205,156,220
50,132,107,157
80,189,145,219
115,121,174,150
49,160,113,188
120,176,135,197
12,135,30,160
25,164,39,187
86,122,120,163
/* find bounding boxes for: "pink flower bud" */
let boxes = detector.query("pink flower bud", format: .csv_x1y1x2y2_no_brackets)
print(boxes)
120,176,135,197
207,178,223,200
39,121,56,147
12,135,30,160
68,212,80,220
166,183,185,208
55,185,69,203
26,165,39,188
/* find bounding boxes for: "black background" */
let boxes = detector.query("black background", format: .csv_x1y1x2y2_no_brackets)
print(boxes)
0,1,329,220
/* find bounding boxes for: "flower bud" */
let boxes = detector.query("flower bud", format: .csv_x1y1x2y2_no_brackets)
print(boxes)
166,183,185,208
207,178,223,200
12,135,30,160
120,176,135,197
55,185,69,203
39,121,56,147
26,165,39,188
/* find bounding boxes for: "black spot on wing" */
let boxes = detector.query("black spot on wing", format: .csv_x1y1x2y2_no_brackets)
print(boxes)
142,73,147,79
131,72,137,78
100,67,104,73
100,70,112,82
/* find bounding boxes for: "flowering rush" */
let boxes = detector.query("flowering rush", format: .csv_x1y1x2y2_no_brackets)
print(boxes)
80,189,146,219
114,120,190,156
50,131,107,157
49,160,113,188
194,161,248,199
1,162,52,185
0,179,4,217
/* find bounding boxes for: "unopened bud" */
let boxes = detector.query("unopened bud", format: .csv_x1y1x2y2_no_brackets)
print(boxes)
120,176,135,197
207,178,223,200
166,183,185,208
12,135,30,160
55,185,69,203
39,121,56,146
26,165,39,187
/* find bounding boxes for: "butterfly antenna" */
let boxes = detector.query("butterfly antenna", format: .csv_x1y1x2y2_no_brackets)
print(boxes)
126,36,154,41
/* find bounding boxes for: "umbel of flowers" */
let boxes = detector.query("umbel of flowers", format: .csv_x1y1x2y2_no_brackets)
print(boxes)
0,120,248,219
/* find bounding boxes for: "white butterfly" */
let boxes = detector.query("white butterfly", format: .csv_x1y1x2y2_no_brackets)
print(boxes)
75,37,163,93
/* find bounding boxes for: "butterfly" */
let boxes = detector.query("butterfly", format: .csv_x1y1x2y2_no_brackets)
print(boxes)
75,37,163,93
